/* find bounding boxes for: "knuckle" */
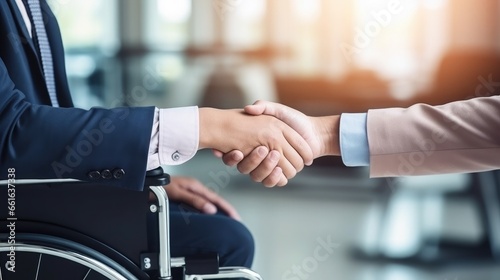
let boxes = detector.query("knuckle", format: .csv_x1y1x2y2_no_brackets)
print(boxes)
262,159,276,170
237,164,250,174
249,156,263,167
223,155,232,163
250,172,264,182
265,175,279,187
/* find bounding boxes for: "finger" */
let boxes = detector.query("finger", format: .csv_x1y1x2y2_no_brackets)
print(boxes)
245,100,287,120
247,101,313,165
277,154,298,179
249,149,280,182
167,184,217,215
208,195,241,221
283,126,314,166
278,130,308,176
256,122,301,179
276,173,288,187
246,100,300,124
261,166,286,187
221,150,245,167
237,146,270,174
212,149,223,158
187,183,241,220
244,100,268,115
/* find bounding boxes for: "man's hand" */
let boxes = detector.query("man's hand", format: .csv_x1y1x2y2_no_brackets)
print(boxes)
162,176,241,220
216,101,341,183
199,108,314,186
213,146,286,187
245,100,342,158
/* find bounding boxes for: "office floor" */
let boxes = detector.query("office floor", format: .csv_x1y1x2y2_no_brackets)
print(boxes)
164,150,500,280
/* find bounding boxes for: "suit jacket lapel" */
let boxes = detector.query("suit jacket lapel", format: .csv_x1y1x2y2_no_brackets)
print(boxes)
7,0,39,60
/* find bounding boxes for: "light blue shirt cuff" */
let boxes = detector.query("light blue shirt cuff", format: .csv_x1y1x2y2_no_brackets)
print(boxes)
339,113,369,167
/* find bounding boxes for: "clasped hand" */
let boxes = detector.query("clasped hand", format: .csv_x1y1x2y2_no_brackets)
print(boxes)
201,101,340,187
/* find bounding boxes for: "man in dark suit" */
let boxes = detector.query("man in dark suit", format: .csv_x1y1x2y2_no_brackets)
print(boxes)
0,0,313,269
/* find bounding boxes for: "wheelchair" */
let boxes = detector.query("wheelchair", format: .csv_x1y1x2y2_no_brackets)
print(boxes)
0,167,263,280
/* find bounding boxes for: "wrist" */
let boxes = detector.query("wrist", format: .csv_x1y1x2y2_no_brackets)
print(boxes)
198,107,219,150
314,115,340,157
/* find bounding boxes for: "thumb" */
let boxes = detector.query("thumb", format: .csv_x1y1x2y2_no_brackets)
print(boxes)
244,100,275,116
246,100,302,126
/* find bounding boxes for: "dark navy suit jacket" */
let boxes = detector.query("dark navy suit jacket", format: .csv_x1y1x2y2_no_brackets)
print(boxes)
0,0,155,190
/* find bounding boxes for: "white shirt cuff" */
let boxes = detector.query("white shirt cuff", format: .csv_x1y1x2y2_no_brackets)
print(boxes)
339,113,370,167
158,106,199,165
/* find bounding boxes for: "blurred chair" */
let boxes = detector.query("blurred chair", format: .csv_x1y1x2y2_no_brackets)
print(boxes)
356,171,500,264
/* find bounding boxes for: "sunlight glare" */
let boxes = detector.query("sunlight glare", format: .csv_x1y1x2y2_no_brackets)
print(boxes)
158,0,191,23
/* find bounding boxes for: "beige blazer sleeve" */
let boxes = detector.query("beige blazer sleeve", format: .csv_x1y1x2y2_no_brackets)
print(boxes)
367,96,500,177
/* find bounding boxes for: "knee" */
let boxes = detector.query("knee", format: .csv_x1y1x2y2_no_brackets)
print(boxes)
229,220,255,262
212,218,255,267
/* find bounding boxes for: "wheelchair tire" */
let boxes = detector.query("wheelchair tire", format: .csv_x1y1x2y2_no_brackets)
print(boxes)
0,234,139,280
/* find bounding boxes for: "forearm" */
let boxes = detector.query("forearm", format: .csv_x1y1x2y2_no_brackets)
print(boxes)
1,101,154,189
367,96,500,176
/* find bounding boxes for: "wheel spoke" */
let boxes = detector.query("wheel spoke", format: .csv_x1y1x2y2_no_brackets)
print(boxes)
82,268,91,280
34,254,42,280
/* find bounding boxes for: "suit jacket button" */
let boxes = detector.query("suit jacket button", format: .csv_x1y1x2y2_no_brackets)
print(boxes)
101,169,112,179
88,171,101,180
113,169,125,179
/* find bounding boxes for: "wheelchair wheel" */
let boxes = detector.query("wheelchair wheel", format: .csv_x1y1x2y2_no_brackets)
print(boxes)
0,234,139,280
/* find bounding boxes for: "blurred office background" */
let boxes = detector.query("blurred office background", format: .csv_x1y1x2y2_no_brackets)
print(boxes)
52,0,500,279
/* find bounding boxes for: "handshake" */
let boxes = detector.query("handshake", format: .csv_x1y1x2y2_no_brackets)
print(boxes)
199,100,341,187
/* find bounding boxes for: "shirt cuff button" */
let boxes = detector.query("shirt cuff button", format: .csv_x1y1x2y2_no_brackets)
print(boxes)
172,151,180,161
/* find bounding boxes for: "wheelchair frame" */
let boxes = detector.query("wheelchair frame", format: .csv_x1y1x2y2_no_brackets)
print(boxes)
0,169,263,280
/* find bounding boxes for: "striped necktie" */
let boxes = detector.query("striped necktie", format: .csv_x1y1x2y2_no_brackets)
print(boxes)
27,0,59,107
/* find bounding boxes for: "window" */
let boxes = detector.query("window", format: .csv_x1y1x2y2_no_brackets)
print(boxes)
144,0,192,49
49,0,118,51
49,0,120,108
222,0,267,49
352,0,449,98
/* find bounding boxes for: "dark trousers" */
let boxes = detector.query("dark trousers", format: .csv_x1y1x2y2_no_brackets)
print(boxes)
169,202,255,279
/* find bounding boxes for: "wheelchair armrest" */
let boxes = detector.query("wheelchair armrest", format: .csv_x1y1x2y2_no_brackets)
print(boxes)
145,167,165,177
145,167,170,187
